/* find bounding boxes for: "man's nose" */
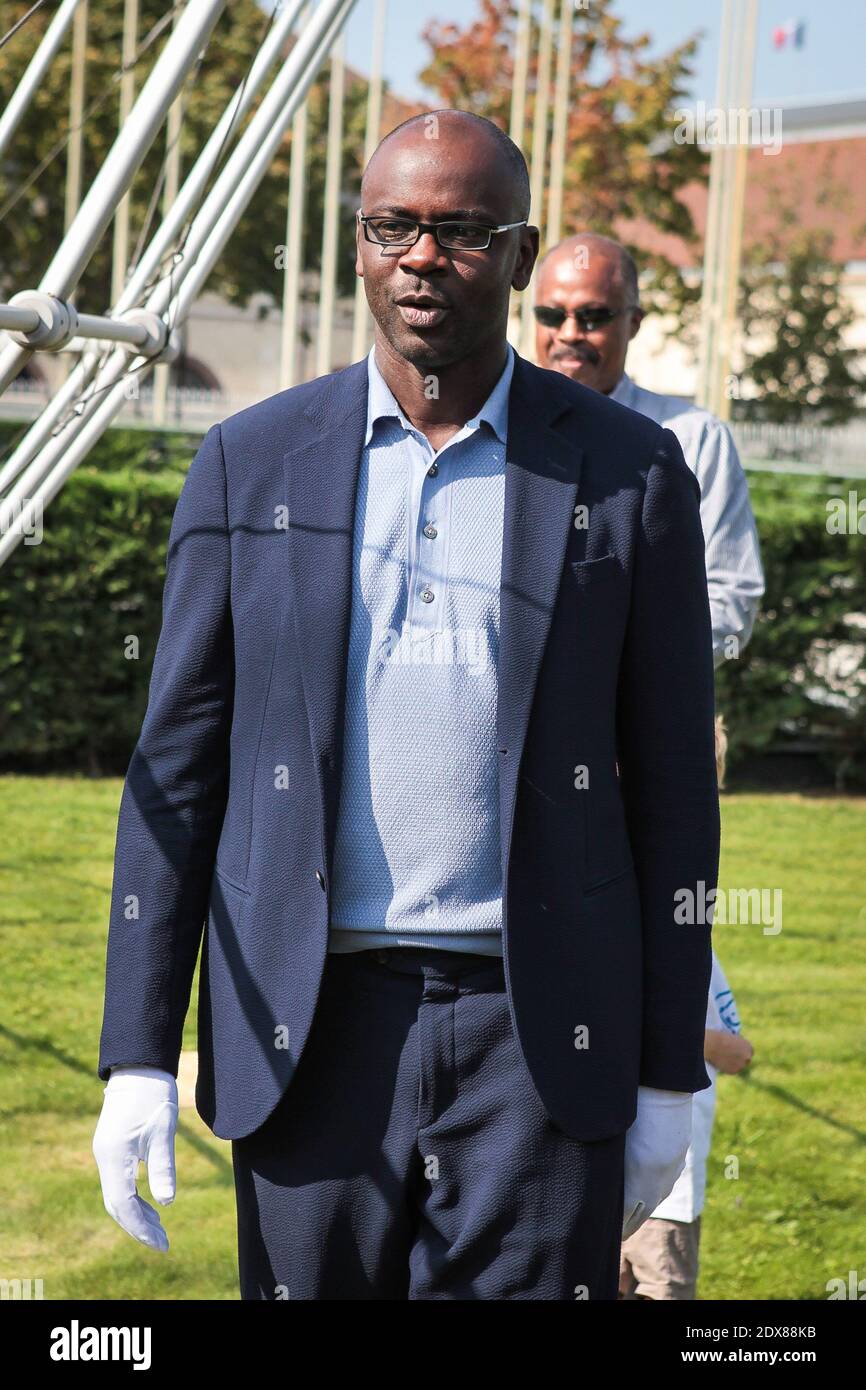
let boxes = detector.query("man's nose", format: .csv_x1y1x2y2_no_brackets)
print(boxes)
398,231,446,274
558,312,583,344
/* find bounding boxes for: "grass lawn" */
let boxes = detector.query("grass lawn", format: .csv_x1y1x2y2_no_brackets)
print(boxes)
1,776,863,1300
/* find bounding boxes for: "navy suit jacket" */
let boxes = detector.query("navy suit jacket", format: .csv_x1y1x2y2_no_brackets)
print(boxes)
98,350,719,1142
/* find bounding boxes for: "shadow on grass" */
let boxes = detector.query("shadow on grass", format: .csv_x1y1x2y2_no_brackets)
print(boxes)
738,1070,866,1144
0,1021,233,1179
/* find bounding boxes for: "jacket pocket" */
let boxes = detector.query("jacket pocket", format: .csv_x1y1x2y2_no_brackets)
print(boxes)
583,861,636,898
213,864,251,898
567,552,620,585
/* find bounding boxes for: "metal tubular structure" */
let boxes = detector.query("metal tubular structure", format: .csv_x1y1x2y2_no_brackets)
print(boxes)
0,0,228,395
152,2,186,427
509,0,532,149
507,0,532,342
546,0,573,248
520,0,555,354
0,0,307,492
0,0,83,160
716,0,759,422
0,0,358,566
316,30,345,378
695,0,759,420
64,0,88,233
159,0,355,330
0,296,167,354
111,0,141,306
350,0,387,363
279,8,311,391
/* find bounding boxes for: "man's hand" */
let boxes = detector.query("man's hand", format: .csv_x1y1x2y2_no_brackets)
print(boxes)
92,1066,178,1251
705,1028,753,1075
622,1086,692,1239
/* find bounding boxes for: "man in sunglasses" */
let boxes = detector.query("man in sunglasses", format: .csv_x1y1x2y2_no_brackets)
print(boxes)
95,111,719,1301
534,232,765,666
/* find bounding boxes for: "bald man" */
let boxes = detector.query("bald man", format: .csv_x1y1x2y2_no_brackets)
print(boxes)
94,114,720,1301
534,233,764,665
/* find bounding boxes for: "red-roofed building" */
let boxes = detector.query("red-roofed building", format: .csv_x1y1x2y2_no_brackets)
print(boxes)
610,96,866,398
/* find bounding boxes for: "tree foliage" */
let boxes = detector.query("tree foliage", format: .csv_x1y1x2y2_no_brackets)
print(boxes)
418,0,708,322
736,166,864,424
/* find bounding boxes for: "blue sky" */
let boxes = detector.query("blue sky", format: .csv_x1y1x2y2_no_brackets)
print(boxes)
277,0,866,107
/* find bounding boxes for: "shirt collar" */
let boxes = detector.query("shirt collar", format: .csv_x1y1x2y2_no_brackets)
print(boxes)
364,343,515,447
608,371,633,405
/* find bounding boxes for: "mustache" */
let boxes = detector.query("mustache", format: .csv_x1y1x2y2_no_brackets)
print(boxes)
551,344,601,365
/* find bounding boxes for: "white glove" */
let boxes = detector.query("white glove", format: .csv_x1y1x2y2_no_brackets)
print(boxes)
622,1086,692,1240
92,1065,178,1251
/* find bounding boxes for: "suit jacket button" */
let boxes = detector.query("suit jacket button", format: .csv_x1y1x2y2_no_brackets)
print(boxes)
316,870,326,890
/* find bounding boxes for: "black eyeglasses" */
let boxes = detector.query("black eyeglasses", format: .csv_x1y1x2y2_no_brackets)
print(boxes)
533,305,633,332
358,211,527,251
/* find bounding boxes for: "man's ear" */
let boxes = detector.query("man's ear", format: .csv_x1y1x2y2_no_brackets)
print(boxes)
355,227,364,279
629,307,644,342
512,225,540,292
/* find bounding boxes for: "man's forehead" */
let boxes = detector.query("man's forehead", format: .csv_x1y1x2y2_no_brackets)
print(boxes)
363,133,509,211
539,248,625,295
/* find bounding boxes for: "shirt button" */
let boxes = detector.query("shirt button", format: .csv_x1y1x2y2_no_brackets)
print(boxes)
423,523,438,539
420,587,435,603
427,462,439,477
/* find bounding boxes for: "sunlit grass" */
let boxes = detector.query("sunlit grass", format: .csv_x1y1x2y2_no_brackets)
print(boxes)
1,777,863,1299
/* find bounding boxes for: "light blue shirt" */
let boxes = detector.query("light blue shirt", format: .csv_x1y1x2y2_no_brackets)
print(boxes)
328,344,515,956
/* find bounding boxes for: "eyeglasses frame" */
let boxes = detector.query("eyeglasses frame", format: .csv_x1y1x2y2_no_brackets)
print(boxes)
357,210,529,251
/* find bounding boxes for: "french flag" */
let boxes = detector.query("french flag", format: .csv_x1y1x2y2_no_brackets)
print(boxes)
772,19,806,49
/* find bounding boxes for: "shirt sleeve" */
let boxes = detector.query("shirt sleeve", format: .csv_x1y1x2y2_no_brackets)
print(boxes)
708,950,742,1034
693,421,765,667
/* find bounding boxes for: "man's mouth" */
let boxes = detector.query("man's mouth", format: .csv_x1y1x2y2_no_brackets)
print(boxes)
553,350,599,370
395,295,451,329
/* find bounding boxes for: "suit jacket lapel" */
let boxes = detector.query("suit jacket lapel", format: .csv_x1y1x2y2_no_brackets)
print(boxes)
498,355,583,869
284,360,368,878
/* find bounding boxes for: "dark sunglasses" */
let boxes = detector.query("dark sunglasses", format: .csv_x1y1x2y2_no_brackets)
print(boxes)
533,305,631,332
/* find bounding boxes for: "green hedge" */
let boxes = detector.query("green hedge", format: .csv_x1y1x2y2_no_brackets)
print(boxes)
715,471,865,787
0,424,201,773
1,424,864,782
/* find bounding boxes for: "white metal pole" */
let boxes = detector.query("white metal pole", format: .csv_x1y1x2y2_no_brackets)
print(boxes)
109,0,307,320
716,0,759,422
316,30,345,378
351,0,387,363
170,0,355,322
509,0,532,148
520,0,555,355
546,0,574,248
508,0,533,346
707,6,739,418
0,302,158,349
0,0,83,161
696,0,735,411
153,4,185,427
64,0,88,234
111,0,140,306
280,89,310,388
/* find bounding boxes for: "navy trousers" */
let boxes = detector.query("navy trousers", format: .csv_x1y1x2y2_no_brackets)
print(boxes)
231,945,626,1300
